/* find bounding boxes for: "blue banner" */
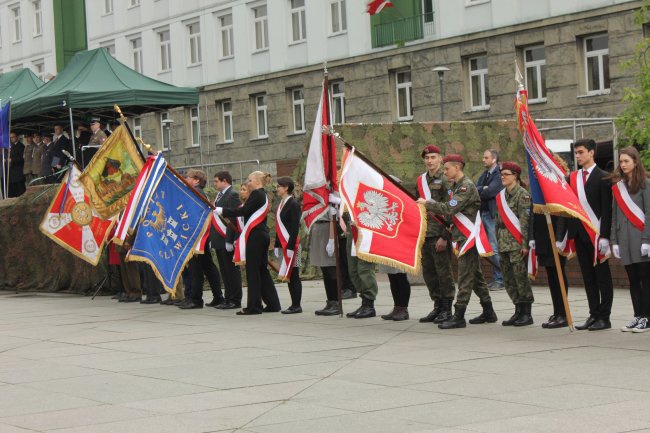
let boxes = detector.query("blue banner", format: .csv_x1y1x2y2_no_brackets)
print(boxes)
525,152,545,207
127,168,211,293
0,102,10,150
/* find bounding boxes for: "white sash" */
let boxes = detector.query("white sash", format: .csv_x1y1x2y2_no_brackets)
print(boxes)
613,181,645,232
417,173,431,200
276,197,299,281
496,188,523,244
233,195,270,265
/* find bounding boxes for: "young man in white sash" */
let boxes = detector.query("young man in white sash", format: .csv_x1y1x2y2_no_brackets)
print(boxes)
567,138,613,331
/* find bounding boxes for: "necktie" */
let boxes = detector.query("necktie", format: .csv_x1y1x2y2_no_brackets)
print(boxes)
215,192,222,205
582,169,588,185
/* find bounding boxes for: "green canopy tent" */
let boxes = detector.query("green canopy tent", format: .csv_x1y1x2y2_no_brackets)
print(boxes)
0,68,44,105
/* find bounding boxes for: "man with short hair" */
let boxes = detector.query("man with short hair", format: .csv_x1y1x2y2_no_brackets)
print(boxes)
83,118,106,167
51,123,72,176
211,171,243,309
22,133,35,185
477,149,504,290
7,131,25,197
31,131,44,182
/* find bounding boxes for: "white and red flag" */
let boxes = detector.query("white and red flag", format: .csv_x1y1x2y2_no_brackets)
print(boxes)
301,78,338,232
452,211,493,257
339,147,426,274
366,0,393,15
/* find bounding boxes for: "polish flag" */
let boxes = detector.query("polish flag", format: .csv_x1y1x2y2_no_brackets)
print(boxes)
367,0,393,15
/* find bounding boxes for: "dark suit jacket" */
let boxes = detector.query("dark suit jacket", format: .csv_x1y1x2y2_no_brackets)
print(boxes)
210,185,241,249
8,141,25,182
476,167,503,217
567,166,612,242
222,188,269,234
530,213,568,258
274,196,300,251
51,135,72,168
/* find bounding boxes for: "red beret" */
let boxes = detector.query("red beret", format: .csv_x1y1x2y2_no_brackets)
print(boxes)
443,154,465,165
500,161,522,175
421,145,441,158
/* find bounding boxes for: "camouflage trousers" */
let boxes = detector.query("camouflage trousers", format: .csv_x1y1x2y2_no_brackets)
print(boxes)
455,247,491,308
501,250,534,304
421,237,455,301
347,236,378,300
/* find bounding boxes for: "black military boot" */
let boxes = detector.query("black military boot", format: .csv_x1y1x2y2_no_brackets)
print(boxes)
514,303,534,326
434,299,453,324
438,305,466,329
469,301,498,324
502,304,521,326
391,306,409,321
419,301,441,323
381,307,398,320
315,300,340,316
346,300,365,318
354,298,376,319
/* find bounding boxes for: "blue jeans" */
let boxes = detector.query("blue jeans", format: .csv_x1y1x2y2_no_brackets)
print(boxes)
481,212,503,284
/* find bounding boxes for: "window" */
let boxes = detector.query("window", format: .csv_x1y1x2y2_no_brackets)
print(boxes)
395,70,413,121
330,80,345,124
291,88,305,133
129,0,140,7
423,0,433,23
11,5,21,43
190,107,199,146
253,5,268,51
32,60,44,81
254,94,268,138
466,0,490,5
290,0,306,43
219,14,234,58
221,100,233,142
158,29,171,72
524,46,546,102
133,117,142,138
32,1,41,36
469,55,489,109
103,0,113,14
187,22,202,65
130,36,142,73
584,34,610,94
160,112,171,150
330,0,347,34
101,40,115,57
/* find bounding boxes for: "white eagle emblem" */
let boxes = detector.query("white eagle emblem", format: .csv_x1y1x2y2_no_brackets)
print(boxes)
357,190,399,231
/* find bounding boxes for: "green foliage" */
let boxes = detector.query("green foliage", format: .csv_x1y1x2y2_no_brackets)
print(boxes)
616,0,650,166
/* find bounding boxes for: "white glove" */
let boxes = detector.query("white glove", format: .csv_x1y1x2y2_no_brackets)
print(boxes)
326,239,335,257
274,247,280,258
555,241,563,251
329,206,338,216
613,244,621,259
641,243,650,257
328,193,341,205
225,242,234,252
286,249,294,259
214,207,223,216
529,240,536,250
598,238,610,254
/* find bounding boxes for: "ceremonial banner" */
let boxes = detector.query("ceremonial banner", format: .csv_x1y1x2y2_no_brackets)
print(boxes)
79,124,144,219
0,102,9,150
367,0,393,15
301,78,337,232
339,147,426,274
127,168,211,294
40,164,115,265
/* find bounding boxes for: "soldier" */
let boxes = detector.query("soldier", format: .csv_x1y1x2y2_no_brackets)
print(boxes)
345,220,379,319
415,144,455,324
417,154,497,329
22,132,35,184
31,131,44,183
495,162,534,326
84,118,107,167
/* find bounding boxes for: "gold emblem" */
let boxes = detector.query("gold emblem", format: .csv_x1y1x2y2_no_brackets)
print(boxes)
71,202,93,226
84,240,97,253
48,215,62,229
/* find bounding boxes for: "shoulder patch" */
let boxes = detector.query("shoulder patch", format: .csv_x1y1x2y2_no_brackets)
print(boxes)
459,187,467,193
449,199,458,207
434,179,443,184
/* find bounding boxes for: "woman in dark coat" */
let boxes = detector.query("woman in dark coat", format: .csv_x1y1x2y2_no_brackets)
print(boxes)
274,176,302,314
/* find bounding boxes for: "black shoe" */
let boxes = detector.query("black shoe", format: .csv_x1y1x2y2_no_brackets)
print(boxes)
173,299,188,306
514,303,533,327
215,301,240,310
263,305,281,313
342,289,357,300
315,301,340,316
141,296,162,304
160,297,176,305
111,293,122,300
545,315,568,329
541,315,557,328
588,319,611,331
281,306,303,314
206,298,225,307
502,304,521,326
178,301,203,309
354,299,376,319
468,301,498,324
346,305,364,318
433,300,453,324
120,295,141,303
236,308,262,315
419,301,441,323
439,306,467,329
575,316,596,330
391,306,409,321
381,307,398,321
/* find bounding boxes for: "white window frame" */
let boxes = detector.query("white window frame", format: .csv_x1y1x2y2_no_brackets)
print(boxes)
584,34,610,95
329,0,347,35
190,107,199,147
128,0,140,8
291,88,306,133
130,36,143,73
218,14,234,59
103,0,113,15
330,80,345,124
158,29,171,72
469,55,489,110
252,5,269,52
32,59,44,81
254,94,268,139
133,116,142,138
395,71,413,121
11,5,21,43
32,0,42,37
160,112,171,151
221,100,233,143
101,40,115,57
523,45,546,103
187,21,202,66
290,0,306,43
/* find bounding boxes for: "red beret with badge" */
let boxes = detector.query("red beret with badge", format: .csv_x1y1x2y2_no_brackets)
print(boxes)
500,161,522,175
443,154,465,166
421,144,442,158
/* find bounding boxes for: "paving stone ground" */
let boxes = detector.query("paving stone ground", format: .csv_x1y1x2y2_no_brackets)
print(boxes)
1,281,649,433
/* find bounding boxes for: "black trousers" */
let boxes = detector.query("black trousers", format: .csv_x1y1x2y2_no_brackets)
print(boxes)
322,266,338,301
624,262,650,318
286,268,302,307
8,181,25,198
245,230,280,313
140,263,162,298
189,247,223,305
215,247,242,305
388,273,410,307
575,237,613,320
338,236,356,292
541,256,568,317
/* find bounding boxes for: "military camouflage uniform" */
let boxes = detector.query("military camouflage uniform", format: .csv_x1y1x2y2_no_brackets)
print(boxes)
496,184,534,304
346,229,378,301
417,169,455,302
425,174,491,309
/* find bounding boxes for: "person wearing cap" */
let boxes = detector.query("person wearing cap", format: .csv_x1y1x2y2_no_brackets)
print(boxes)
22,132,36,185
415,144,455,324
496,162,534,326
39,133,55,183
85,118,107,167
417,154,497,329
31,131,44,182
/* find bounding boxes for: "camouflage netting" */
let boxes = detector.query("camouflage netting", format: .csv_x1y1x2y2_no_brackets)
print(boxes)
0,185,107,294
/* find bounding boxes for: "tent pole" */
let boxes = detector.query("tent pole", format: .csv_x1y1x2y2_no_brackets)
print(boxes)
68,107,77,161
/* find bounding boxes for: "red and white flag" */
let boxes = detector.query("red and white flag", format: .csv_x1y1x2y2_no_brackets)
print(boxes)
612,181,645,232
301,78,337,232
339,147,426,274
452,211,493,257
367,0,393,15
557,232,576,259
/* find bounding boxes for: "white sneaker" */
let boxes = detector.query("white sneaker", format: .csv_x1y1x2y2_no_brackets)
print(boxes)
621,317,640,332
632,317,649,333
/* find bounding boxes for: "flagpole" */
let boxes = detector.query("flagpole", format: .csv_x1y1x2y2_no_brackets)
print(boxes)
5,100,11,199
68,106,77,162
544,213,574,331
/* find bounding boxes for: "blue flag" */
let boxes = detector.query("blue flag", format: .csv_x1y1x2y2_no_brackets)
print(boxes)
525,153,545,208
127,168,211,294
0,102,10,150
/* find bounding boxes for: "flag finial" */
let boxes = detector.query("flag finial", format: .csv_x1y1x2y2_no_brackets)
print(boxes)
515,59,525,91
